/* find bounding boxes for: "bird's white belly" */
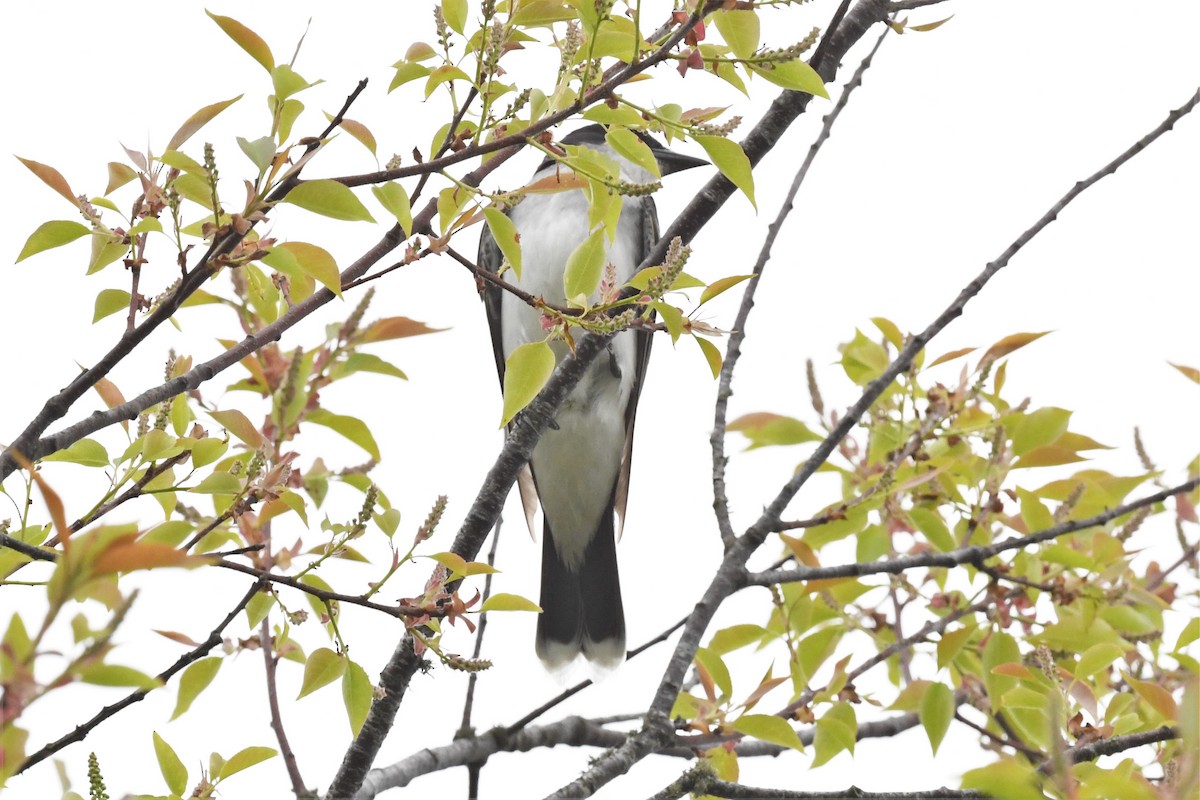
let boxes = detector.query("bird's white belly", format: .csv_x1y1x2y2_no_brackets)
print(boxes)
500,188,641,568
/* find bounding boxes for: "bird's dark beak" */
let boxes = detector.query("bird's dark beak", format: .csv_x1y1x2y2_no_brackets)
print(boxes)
655,149,709,176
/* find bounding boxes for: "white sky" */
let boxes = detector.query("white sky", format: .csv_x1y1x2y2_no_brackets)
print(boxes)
2,1,1197,798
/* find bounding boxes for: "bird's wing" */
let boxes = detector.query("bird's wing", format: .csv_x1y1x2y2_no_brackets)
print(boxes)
478,220,541,539
613,195,659,541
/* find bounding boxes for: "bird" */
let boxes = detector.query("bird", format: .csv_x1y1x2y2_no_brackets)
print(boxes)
477,124,707,671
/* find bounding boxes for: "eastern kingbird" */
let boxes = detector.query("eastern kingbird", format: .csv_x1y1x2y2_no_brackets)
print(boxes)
478,124,707,670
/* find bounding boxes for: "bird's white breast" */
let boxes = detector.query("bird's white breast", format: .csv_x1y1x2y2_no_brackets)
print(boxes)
500,179,647,568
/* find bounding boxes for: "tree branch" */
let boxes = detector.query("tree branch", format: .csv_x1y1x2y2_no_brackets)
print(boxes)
17,579,264,773
748,478,1198,587
0,80,370,483
557,75,1199,800
261,617,307,796
712,4,888,548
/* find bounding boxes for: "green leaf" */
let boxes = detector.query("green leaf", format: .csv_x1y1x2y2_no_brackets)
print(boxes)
694,135,755,208
443,0,468,33
78,663,161,689
604,127,660,177
919,681,954,754
283,180,376,222
342,660,372,736
271,64,316,101
1075,642,1124,678
329,352,408,382
696,336,722,378
750,59,828,98
840,328,889,385
167,96,243,152
206,11,274,71
389,61,432,92
153,732,188,796
699,274,753,306
372,182,413,236
962,758,1044,800
43,438,109,468
727,412,820,449
709,624,767,655
562,226,607,302
480,593,541,613
653,302,684,343
500,341,556,427
437,186,472,233
16,220,89,262
238,135,277,173
268,241,342,297
811,703,856,766
425,65,473,99
218,746,277,781
731,714,803,752
1010,407,1071,456
936,625,975,670
190,438,228,469
245,592,274,629
909,507,955,552
484,208,522,279
208,408,265,449
713,9,760,58
298,647,346,699
172,657,221,719
695,647,732,698
106,161,138,194
307,409,381,459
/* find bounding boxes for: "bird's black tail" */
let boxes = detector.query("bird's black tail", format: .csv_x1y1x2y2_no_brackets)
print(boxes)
535,507,625,669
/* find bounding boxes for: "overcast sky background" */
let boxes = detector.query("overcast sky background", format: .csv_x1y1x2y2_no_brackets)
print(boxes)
2,1,1197,798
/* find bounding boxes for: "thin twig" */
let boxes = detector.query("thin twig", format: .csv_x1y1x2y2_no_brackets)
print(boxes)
17,579,264,773
749,478,1198,587
461,516,503,799
261,617,307,796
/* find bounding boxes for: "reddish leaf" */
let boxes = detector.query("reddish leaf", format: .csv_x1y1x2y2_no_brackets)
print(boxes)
16,157,81,208
360,317,443,342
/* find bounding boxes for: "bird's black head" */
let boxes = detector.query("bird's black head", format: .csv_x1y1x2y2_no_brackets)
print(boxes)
539,123,708,176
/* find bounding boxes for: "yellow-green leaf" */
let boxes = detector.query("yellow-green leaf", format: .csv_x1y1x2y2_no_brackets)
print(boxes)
218,746,277,780
727,412,820,449
604,127,660,177
962,758,1043,800
484,208,522,279
696,336,722,378
206,12,274,72
298,647,346,699
106,161,138,194
284,180,375,222
17,220,90,263
699,274,754,306
342,660,372,736
750,59,828,98
480,592,541,613
909,507,955,552
78,663,161,690
713,9,760,59
732,714,803,752
153,732,188,796
694,135,755,208
811,703,856,766
166,96,243,152
443,0,468,34
273,241,342,297
500,341,555,427
372,182,413,236
209,409,265,449
172,656,222,719
919,681,954,754
307,409,380,459
425,65,473,99
326,114,377,156
43,438,109,468
389,61,432,92
563,227,608,302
